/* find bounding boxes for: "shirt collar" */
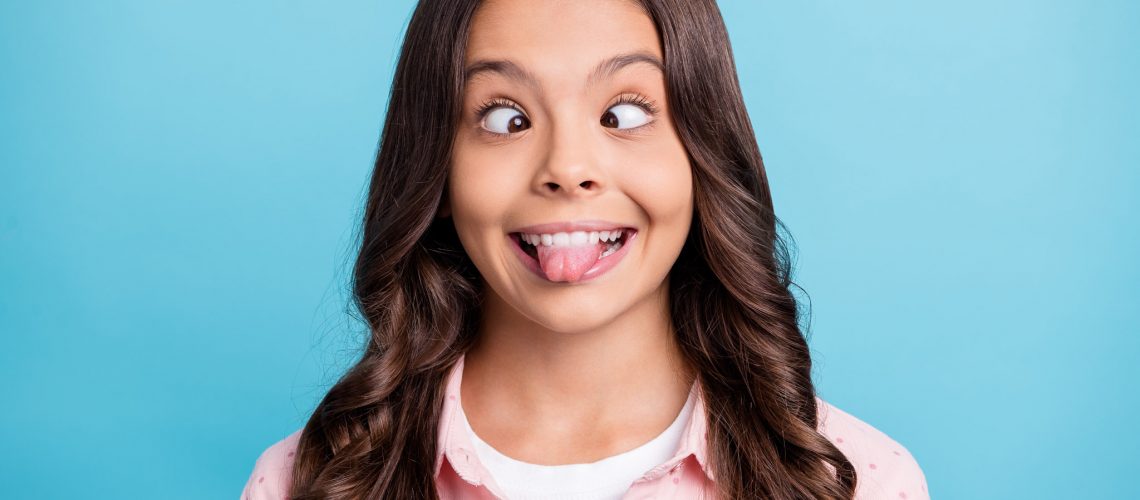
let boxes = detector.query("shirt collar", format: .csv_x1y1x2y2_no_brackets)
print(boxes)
433,353,716,484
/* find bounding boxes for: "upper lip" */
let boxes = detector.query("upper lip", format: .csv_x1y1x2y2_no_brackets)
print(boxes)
510,220,636,234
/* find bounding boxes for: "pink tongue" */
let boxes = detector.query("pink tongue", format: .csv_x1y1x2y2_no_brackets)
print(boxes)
535,241,606,282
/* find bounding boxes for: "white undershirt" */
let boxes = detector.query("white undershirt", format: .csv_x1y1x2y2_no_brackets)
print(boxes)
459,385,696,500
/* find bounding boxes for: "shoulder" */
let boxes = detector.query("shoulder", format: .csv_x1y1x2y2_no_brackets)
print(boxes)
240,428,302,500
815,397,930,500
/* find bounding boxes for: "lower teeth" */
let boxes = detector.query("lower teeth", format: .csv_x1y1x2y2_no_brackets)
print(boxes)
599,240,623,258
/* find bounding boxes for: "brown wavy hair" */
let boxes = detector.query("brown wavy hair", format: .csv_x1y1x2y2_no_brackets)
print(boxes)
287,0,858,498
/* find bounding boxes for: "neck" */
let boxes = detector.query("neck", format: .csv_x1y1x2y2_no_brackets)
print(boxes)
460,281,695,463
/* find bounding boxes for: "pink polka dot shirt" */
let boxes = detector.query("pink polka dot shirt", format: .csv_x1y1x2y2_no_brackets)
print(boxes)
241,354,929,499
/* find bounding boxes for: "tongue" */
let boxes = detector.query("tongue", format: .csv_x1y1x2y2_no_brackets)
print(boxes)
535,242,606,282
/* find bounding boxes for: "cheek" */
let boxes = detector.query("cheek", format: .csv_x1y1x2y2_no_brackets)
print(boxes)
622,142,694,223
447,147,523,240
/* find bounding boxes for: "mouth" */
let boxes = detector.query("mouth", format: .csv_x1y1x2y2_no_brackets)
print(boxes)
510,228,634,261
507,227,638,283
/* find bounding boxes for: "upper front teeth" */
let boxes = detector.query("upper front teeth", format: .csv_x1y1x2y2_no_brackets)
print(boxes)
521,230,624,247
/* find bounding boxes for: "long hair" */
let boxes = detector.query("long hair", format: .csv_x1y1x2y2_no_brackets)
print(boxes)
288,0,858,498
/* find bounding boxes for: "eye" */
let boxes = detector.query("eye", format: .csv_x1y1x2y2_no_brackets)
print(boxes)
476,99,528,136
474,93,659,137
601,94,658,130
601,103,652,130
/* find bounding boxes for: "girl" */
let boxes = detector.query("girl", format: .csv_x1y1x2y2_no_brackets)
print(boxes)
242,0,928,498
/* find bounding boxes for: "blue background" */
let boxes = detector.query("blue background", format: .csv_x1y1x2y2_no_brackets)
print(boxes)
1,1,1135,498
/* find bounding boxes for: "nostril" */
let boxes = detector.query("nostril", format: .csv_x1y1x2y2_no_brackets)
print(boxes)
543,181,595,192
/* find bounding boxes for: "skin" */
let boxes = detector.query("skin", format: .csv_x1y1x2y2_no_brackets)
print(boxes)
442,0,696,465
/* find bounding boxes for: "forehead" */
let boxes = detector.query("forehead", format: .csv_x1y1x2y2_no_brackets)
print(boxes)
464,0,662,86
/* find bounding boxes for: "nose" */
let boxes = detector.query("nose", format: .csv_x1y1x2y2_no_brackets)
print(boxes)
534,118,607,198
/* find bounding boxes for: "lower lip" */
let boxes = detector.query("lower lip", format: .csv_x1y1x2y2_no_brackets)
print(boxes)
507,230,638,283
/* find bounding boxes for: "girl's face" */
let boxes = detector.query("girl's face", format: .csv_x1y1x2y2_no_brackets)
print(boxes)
446,0,693,332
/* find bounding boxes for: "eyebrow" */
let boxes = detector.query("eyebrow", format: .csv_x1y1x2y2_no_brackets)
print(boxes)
463,51,665,90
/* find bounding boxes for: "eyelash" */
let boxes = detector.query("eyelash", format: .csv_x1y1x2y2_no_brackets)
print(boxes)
473,92,660,138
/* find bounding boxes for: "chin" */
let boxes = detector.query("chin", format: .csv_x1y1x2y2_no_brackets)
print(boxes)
519,300,627,334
